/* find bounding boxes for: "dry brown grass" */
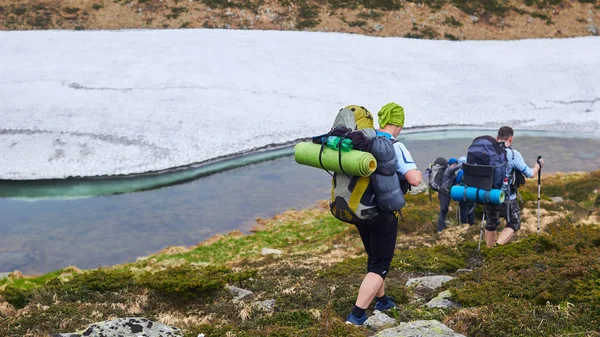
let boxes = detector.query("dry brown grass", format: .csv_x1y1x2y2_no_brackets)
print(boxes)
520,205,569,234
0,0,598,40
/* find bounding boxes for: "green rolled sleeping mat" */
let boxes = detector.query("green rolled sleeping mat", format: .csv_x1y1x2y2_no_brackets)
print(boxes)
294,142,377,177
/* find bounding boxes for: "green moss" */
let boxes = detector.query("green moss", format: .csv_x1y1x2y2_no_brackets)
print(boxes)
144,211,347,267
297,2,321,29
449,300,600,337
398,206,439,234
0,302,127,336
39,268,136,303
564,172,600,202
256,310,318,329
1,285,33,309
449,230,600,308
452,0,510,17
140,265,231,299
0,269,65,290
444,33,459,40
201,0,263,11
319,256,366,279
63,7,80,14
12,6,27,15
392,245,467,273
348,20,366,27
357,10,383,20
442,15,463,27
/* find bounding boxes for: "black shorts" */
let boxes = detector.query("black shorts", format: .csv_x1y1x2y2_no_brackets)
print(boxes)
354,212,398,279
484,199,521,232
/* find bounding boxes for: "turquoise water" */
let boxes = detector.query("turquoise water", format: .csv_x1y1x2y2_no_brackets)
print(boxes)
1,130,599,274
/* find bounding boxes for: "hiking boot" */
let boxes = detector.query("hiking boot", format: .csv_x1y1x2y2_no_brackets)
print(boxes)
374,297,396,311
345,313,367,326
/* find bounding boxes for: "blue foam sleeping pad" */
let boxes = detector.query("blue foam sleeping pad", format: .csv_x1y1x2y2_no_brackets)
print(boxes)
450,185,505,205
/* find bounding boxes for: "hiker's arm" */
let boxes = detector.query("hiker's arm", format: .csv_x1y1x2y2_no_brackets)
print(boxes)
404,169,422,187
455,169,464,184
394,142,421,186
445,164,462,180
512,150,534,178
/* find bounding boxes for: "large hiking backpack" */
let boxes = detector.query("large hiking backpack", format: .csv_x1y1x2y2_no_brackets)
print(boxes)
464,135,509,191
427,157,448,192
317,106,405,225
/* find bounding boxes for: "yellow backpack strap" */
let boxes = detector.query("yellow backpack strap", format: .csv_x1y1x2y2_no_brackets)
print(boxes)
348,176,370,211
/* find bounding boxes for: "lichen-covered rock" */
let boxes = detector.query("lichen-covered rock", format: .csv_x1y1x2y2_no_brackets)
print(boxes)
226,285,254,300
256,298,276,311
375,320,466,337
50,317,183,337
365,310,396,331
425,290,461,309
406,275,454,290
261,248,283,256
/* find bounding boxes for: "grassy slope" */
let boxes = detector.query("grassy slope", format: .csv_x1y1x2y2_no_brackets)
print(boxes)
1,170,599,336
0,0,599,39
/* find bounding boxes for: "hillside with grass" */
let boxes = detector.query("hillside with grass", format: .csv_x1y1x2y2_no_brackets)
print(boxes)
1,170,599,336
0,0,598,39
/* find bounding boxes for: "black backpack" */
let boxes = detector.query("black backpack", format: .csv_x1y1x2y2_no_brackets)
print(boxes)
427,157,448,192
464,136,509,191
507,147,526,191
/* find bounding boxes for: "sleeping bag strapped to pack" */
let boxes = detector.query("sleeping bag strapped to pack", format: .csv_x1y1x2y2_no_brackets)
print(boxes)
312,105,405,225
426,157,447,192
370,136,406,213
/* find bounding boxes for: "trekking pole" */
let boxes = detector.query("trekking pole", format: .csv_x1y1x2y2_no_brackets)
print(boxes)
537,155,542,235
456,201,460,223
478,212,485,251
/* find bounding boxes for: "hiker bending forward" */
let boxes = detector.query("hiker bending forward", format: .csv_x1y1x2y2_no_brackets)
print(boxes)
484,126,544,248
346,103,422,325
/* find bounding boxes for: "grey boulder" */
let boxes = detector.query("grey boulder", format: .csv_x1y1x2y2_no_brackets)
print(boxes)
375,320,466,337
50,317,183,337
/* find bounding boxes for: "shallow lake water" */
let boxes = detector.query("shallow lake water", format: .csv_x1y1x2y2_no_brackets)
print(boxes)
1,130,599,274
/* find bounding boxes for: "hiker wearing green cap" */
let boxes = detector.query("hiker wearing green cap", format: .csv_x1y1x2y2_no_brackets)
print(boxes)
346,102,422,326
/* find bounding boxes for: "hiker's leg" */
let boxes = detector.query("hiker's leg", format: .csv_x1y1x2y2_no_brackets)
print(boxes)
484,206,500,247
437,193,450,232
496,228,515,244
459,201,468,224
355,273,384,308
485,230,497,248
497,200,521,245
355,223,372,273
355,212,397,308
376,280,385,298
468,203,475,225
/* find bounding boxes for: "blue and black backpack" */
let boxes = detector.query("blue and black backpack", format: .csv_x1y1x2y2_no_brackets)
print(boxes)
464,135,509,191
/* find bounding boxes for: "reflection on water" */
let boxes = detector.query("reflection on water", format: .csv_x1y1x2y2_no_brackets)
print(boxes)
1,133,599,274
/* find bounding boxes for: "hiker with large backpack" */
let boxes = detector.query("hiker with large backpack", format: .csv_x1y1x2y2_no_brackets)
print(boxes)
436,157,463,233
345,102,422,326
481,126,544,247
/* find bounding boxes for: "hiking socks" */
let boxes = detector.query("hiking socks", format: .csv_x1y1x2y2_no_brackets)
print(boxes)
351,305,366,318
375,295,389,305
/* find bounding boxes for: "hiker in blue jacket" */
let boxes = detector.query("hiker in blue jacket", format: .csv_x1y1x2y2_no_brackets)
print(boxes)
436,157,462,233
346,102,422,326
484,126,544,248
456,156,475,226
